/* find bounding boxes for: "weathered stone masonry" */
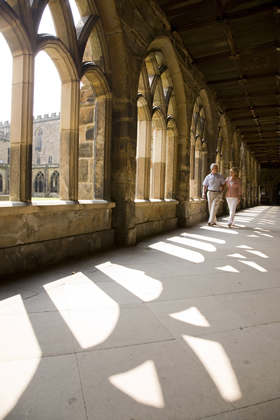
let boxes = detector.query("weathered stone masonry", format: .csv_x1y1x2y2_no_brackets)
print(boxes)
0,0,261,277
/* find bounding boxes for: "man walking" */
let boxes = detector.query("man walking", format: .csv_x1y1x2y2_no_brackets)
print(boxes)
202,163,225,226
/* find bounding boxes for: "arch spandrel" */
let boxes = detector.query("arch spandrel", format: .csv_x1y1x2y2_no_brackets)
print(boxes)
0,2,33,56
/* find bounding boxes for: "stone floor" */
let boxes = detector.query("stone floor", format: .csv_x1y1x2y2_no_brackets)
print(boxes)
1,206,280,420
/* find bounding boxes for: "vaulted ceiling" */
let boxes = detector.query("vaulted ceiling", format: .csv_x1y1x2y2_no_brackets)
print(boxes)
156,0,280,168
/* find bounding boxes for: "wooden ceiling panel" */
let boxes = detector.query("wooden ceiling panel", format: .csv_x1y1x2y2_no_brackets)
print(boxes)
228,11,276,49
156,0,280,167
180,26,229,58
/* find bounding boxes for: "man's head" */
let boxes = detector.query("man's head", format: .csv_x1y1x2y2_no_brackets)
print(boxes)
210,163,218,174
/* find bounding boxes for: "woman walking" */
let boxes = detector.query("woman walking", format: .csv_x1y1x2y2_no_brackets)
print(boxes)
224,167,242,227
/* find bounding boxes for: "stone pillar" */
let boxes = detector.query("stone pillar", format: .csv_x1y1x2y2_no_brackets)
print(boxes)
9,53,34,202
135,119,151,200
194,144,202,198
189,138,195,199
60,80,79,201
111,100,137,246
150,127,166,199
165,128,176,199
176,135,190,227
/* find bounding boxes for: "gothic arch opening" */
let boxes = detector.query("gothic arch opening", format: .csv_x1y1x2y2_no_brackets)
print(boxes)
190,96,206,199
136,49,179,202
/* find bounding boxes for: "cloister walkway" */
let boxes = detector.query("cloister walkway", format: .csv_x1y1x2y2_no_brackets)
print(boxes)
1,206,280,420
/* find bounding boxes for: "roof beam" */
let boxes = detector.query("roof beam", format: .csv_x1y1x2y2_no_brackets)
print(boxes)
172,1,278,31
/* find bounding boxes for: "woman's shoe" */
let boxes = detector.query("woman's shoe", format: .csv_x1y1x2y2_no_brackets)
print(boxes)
228,223,232,228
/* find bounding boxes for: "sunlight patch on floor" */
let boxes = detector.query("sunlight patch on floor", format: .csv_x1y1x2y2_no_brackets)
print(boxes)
239,261,267,272
181,233,226,244
109,360,165,408
201,226,238,234
254,227,270,232
168,236,217,252
96,264,163,302
44,274,120,349
183,335,242,402
216,265,239,273
0,296,41,418
170,307,210,327
149,242,204,263
228,253,246,259
245,250,269,258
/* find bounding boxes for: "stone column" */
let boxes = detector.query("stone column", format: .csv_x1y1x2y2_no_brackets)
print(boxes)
60,80,79,201
165,127,176,199
135,119,151,200
176,135,190,226
9,53,34,202
194,143,202,198
189,137,195,199
111,99,137,246
150,127,166,199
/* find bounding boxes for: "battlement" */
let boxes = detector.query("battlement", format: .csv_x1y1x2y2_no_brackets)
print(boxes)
33,112,60,121
0,112,61,126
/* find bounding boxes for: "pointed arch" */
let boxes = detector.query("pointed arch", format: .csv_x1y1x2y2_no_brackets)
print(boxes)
36,35,79,200
0,1,34,202
190,95,207,199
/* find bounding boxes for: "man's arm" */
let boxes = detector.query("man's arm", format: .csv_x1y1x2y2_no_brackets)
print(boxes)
220,182,226,192
202,184,207,197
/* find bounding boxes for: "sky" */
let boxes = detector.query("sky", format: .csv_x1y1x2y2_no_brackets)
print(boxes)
0,1,80,123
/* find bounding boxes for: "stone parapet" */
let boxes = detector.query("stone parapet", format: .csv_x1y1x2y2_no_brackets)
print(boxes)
0,200,116,277
135,200,178,240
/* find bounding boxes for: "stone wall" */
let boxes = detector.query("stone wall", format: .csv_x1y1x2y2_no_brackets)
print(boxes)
0,0,263,278
0,201,116,276
135,201,178,239
32,114,60,165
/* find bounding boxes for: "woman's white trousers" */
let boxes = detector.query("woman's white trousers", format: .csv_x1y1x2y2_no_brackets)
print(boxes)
226,197,238,225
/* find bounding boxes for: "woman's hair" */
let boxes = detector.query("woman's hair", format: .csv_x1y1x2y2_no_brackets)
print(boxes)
230,167,239,175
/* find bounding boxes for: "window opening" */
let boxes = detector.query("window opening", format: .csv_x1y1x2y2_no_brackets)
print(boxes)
136,52,177,202
33,49,61,200
34,171,45,194
50,171,59,194
0,34,12,201
35,128,43,151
